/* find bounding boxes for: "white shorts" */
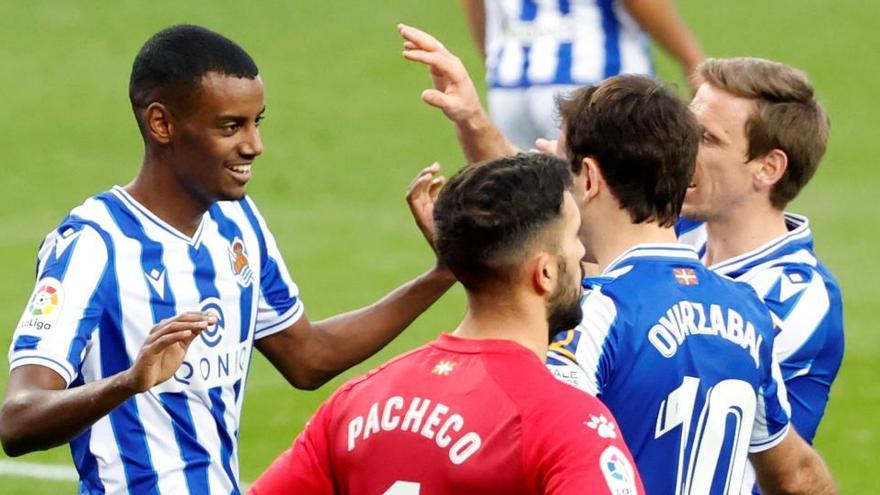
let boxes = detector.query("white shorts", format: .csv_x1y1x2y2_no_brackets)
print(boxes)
487,84,583,151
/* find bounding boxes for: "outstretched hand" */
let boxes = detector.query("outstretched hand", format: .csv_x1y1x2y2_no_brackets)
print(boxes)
398,23,485,125
125,312,215,393
407,162,446,252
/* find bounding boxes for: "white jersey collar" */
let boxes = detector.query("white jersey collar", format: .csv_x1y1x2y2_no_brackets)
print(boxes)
708,212,812,276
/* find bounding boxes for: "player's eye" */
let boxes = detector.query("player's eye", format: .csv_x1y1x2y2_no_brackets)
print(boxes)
221,123,241,133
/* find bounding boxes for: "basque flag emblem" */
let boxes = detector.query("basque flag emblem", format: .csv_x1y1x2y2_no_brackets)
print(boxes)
673,267,699,286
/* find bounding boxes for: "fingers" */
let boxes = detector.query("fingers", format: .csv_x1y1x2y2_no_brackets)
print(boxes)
407,163,442,204
427,176,446,201
148,327,200,355
421,89,452,110
398,24,444,52
145,320,208,348
403,49,462,81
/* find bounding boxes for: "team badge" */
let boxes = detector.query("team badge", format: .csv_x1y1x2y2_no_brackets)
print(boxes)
584,414,618,439
432,360,456,376
199,298,226,348
228,237,253,287
599,445,638,494
673,267,699,286
18,278,64,332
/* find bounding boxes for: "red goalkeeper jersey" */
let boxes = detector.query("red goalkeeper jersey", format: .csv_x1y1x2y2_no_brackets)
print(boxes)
250,334,643,495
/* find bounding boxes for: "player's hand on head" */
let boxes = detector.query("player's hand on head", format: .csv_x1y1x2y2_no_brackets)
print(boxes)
407,162,446,253
125,311,216,393
398,24,484,124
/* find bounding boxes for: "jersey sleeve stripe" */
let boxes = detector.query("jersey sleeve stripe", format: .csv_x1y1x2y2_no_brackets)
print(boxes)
9,355,74,384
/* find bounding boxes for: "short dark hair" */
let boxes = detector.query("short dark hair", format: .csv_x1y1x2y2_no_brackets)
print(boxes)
434,153,573,290
557,75,699,227
698,58,829,208
129,24,259,127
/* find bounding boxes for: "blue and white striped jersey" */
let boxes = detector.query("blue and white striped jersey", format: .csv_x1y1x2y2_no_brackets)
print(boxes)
676,213,844,444
484,0,653,89
9,186,304,495
547,244,791,495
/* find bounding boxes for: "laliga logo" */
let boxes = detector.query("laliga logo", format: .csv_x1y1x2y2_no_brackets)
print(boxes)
199,298,226,348
29,281,60,316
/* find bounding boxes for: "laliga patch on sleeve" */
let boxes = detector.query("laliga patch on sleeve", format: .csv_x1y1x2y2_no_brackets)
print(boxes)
599,445,638,495
17,277,64,333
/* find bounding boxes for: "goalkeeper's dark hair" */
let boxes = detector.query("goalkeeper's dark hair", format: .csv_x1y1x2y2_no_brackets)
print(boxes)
129,24,259,132
434,153,572,290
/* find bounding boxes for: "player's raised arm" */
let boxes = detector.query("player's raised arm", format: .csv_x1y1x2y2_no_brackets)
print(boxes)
621,0,705,91
253,168,456,391
398,23,517,164
750,428,837,494
0,312,213,456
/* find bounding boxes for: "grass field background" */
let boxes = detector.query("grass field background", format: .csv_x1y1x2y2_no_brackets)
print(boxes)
0,1,877,493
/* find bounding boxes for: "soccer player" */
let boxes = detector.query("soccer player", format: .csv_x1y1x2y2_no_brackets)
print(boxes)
462,0,704,149
0,25,455,494
250,153,644,495
676,57,844,491
399,25,837,494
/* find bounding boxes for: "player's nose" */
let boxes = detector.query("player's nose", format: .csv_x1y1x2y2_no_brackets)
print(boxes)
240,126,264,158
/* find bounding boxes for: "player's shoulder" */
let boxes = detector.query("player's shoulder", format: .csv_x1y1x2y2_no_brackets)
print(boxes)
334,342,435,395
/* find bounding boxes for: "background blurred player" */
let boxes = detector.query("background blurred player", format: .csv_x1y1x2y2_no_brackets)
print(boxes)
462,0,704,149
0,25,455,494
250,154,644,495
399,25,837,494
676,57,844,492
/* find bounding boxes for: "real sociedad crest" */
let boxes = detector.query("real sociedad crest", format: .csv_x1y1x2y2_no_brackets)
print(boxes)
199,298,225,348
228,237,253,287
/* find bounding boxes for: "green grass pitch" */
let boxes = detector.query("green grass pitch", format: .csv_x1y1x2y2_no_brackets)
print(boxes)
0,1,876,493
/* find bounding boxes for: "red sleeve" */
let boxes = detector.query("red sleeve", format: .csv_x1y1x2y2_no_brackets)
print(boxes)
522,390,645,495
249,400,335,495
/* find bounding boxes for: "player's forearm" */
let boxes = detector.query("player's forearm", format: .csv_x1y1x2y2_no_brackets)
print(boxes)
308,264,456,384
461,0,487,60
456,110,519,165
622,0,704,75
0,367,138,456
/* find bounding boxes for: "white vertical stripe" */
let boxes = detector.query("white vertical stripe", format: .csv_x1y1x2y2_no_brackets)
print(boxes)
90,415,128,495
137,392,189,495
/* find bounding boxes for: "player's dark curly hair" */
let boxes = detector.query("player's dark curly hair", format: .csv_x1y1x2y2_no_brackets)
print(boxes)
129,24,259,132
557,75,699,227
434,153,573,290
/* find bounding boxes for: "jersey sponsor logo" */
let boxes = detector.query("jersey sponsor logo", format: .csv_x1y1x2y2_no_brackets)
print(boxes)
347,396,482,465
18,277,64,332
673,267,699,286
228,237,253,287
431,360,456,376
199,298,226,348
599,445,638,495
647,300,763,367
585,414,618,439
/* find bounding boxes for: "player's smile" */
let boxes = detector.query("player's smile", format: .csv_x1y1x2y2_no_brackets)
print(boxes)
224,161,253,184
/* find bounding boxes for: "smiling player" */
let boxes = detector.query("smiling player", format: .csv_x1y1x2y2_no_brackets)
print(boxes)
0,25,454,494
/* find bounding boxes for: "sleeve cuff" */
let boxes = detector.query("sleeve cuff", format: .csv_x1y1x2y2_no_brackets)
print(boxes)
255,300,305,340
749,423,790,453
9,354,76,387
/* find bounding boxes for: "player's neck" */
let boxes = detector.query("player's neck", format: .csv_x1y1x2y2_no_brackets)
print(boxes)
453,292,548,362
126,160,209,238
591,222,678,273
703,203,788,266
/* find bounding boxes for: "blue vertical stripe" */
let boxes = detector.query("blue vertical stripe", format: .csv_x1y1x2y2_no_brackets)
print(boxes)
520,0,538,20
238,200,297,322
558,0,571,15
92,226,159,494
208,204,254,343
555,42,573,85
69,377,105,494
518,45,533,89
209,386,239,494
598,0,622,77
96,194,176,322
160,392,212,494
